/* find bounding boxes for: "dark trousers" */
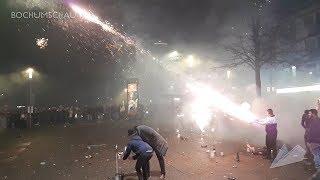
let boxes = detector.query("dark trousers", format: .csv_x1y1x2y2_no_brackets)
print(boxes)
155,150,166,175
304,133,314,160
135,152,153,180
266,132,277,159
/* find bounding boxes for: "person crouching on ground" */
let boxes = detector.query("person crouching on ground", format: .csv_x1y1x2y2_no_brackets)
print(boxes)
306,109,320,170
134,125,168,179
123,129,153,180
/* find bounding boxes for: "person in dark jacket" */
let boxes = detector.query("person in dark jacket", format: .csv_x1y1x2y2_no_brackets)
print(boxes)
306,109,320,170
301,110,313,160
123,129,153,180
134,125,168,179
256,109,277,160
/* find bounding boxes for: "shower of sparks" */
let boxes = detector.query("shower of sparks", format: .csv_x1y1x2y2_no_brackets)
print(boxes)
36,38,48,49
187,82,257,131
69,4,134,45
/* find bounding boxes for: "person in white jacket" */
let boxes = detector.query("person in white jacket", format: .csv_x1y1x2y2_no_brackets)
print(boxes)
256,109,278,159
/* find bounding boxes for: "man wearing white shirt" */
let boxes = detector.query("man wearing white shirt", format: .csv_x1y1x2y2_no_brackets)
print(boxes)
256,109,277,159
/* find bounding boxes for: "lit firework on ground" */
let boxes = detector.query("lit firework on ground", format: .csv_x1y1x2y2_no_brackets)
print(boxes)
188,82,257,131
36,38,48,49
69,4,134,45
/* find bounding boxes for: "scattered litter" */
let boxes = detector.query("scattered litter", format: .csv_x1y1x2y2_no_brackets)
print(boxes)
220,152,224,156
87,144,107,149
227,177,237,180
20,142,31,147
177,133,181,138
53,163,56,166
17,147,26,153
210,149,216,159
246,143,255,153
236,152,240,162
201,145,208,148
81,165,84,168
117,152,123,159
85,155,92,159
180,136,188,141
74,159,78,162
40,162,46,165
63,123,72,128
206,150,210,153
3,156,18,162
232,165,237,168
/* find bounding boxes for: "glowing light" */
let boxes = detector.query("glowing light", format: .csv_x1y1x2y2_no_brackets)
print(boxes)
291,66,296,77
276,85,320,94
188,83,257,131
36,38,48,49
168,51,179,59
191,97,212,132
227,70,231,79
241,102,251,110
26,68,34,79
186,55,194,67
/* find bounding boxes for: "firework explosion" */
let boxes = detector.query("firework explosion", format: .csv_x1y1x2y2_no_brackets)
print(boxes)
36,38,48,49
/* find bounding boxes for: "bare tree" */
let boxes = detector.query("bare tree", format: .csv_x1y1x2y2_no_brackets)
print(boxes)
217,13,305,97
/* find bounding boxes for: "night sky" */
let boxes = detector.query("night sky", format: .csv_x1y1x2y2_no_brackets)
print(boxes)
0,0,313,106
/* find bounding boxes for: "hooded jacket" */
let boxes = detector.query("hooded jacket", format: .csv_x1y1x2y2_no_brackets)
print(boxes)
123,135,153,160
136,125,168,156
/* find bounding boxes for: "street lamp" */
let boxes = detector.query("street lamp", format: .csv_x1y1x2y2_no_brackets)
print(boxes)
26,68,34,79
25,67,35,128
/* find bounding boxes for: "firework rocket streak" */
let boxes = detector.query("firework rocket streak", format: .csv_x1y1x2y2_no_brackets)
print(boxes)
187,83,257,131
69,4,133,45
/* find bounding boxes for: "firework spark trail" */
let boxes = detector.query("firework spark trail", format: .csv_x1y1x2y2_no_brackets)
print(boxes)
69,4,133,45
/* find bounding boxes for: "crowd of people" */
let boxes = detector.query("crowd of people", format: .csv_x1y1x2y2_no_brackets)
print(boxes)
0,103,150,132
